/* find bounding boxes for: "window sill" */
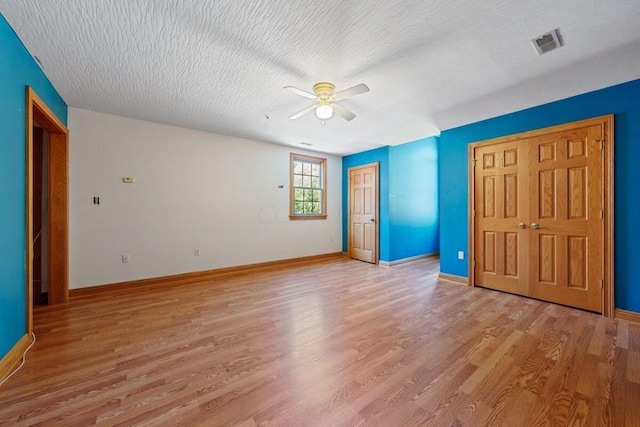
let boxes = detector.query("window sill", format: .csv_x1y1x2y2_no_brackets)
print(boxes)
289,215,328,221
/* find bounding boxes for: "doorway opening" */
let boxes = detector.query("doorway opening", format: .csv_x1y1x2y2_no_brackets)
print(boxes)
26,87,69,334
32,123,50,306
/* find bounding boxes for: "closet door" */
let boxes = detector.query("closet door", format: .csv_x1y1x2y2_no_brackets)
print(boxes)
471,115,612,314
473,140,530,296
528,125,604,312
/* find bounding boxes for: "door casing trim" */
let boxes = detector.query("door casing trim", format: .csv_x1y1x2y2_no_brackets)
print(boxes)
26,87,69,334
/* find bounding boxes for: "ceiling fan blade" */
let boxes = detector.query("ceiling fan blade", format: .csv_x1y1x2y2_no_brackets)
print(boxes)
334,83,369,100
289,104,317,120
332,103,356,121
283,86,317,99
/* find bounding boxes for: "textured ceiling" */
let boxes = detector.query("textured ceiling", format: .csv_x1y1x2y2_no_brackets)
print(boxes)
2,1,640,155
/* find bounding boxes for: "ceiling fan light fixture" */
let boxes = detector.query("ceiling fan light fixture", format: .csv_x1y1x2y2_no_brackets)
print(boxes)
315,104,333,120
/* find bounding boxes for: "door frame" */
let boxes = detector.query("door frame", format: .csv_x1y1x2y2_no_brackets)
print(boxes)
347,162,379,264
26,87,69,334
468,115,614,317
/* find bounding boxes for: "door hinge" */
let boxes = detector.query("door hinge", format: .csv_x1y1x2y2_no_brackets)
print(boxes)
600,209,604,220
473,210,476,218
600,279,604,289
473,260,476,268
593,139,604,150
472,158,477,167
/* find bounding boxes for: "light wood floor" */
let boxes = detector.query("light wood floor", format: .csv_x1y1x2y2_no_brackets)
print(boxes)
1,256,639,426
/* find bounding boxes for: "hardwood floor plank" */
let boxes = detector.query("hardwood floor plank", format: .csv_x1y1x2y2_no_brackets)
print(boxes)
233,418,258,427
576,354,601,397
0,257,638,426
498,388,539,426
629,350,640,384
458,330,523,394
583,361,615,426
588,316,609,357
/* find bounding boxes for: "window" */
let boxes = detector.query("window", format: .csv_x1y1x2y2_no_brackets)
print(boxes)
290,153,327,220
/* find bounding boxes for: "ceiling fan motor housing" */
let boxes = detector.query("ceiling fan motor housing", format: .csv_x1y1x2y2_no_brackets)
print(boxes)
313,82,335,104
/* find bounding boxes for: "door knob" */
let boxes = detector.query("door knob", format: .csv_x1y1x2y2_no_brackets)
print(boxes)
370,218,375,222
530,223,540,229
516,223,526,229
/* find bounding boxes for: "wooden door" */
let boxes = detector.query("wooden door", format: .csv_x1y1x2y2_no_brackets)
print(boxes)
528,125,604,312
471,116,613,315
349,164,378,263
473,141,529,296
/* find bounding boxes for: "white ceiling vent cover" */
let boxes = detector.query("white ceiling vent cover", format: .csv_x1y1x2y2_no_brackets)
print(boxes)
532,29,563,55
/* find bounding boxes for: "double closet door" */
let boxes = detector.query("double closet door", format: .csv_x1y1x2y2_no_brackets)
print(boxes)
471,116,613,313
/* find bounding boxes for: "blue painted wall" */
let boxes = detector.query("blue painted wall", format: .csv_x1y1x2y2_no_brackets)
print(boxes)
389,137,439,260
0,14,67,358
342,137,439,262
439,79,640,312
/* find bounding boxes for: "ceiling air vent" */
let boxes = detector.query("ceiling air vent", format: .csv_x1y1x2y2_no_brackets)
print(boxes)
532,29,562,55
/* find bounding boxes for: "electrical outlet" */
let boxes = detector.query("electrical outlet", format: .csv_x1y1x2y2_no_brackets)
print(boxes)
122,253,131,263
194,248,200,256
457,251,465,260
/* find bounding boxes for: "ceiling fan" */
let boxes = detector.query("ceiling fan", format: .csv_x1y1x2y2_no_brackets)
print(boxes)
284,82,369,121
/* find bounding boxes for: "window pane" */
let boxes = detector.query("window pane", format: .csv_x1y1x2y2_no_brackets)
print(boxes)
311,202,320,214
311,176,319,188
303,189,313,202
295,201,304,214
294,174,303,187
302,175,311,188
294,161,303,174
303,162,311,175
304,201,313,213
311,164,320,176
294,188,303,201
312,190,320,202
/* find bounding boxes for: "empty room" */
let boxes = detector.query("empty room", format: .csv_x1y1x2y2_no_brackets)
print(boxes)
1,1,640,426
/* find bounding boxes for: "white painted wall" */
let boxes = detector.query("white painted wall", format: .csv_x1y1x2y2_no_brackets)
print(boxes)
68,108,342,289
